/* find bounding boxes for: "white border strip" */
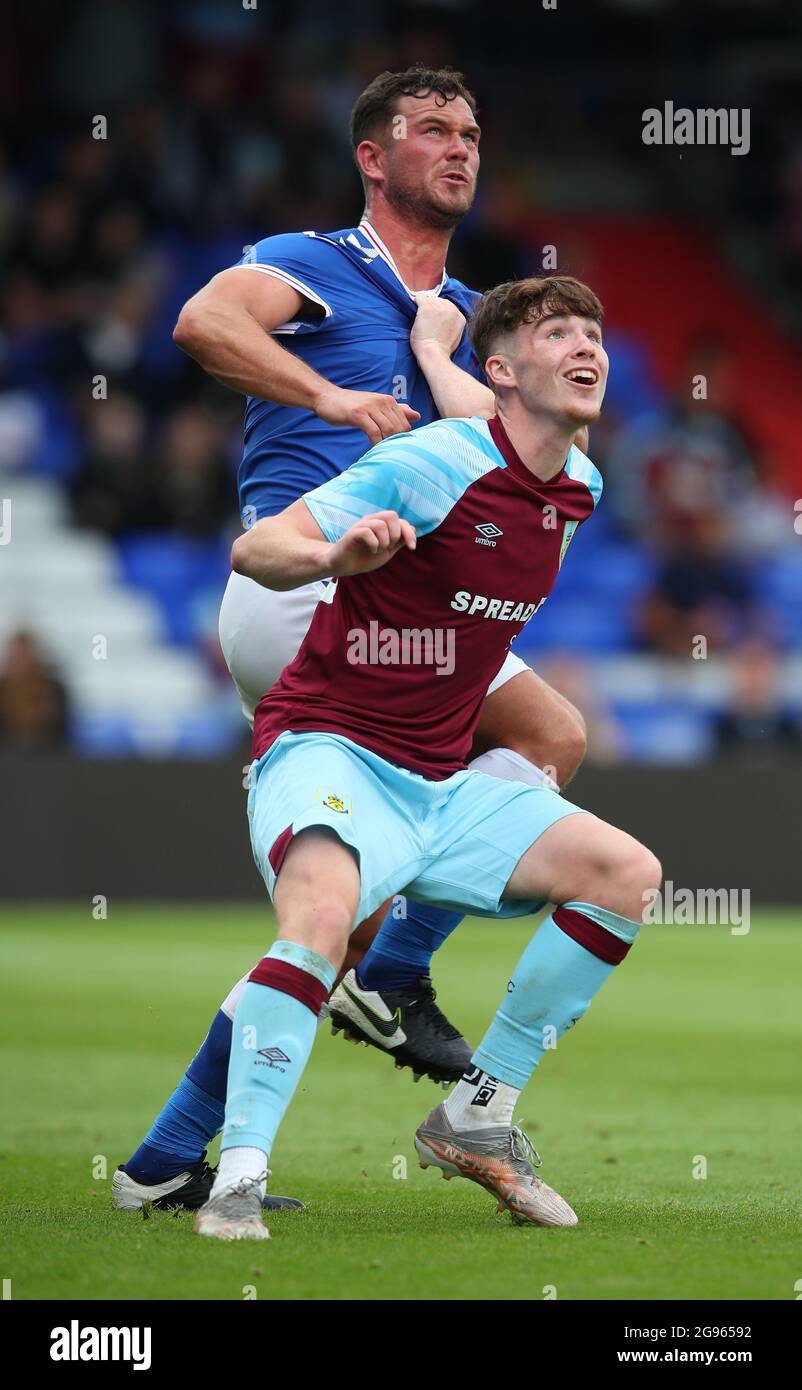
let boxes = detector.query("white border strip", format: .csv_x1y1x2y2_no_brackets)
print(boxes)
232,263,333,319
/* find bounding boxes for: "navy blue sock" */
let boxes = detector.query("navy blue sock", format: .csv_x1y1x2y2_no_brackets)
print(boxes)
357,900,464,991
124,1010,232,1183
185,1008,232,1099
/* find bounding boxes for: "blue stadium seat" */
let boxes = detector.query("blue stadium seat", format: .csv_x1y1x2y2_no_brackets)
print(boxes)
596,330,668,418
757,552,802,646
519,539,654,654
117,533,230,645
552,536,656,600
518,594,633,653
73,707,242,758
612,702,716,763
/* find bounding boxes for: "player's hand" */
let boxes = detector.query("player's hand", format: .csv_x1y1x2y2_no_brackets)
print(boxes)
313,386,420,445
410,295,466,360
327,510,417,578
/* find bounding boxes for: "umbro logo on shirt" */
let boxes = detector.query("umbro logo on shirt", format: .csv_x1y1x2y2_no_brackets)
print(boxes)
475,522,503,548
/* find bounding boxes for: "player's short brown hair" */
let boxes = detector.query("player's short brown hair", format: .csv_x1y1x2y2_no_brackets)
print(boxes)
471,276,604,371
349,65,478,155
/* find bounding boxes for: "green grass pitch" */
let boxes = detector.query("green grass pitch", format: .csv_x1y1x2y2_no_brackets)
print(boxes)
1,905,800,1301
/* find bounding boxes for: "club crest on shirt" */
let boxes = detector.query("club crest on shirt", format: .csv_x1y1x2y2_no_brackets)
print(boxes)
559,520,578,568
317,788,351,815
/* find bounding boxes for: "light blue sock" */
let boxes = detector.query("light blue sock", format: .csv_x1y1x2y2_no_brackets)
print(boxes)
221,940,336,1156
473,902,641,1089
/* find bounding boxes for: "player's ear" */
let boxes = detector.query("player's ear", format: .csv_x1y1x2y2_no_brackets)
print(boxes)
355,139,386,190
485,352,515,390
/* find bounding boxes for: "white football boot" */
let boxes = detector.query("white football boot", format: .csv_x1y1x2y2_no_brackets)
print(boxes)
415,1101,578,1227
194,1175,270,1241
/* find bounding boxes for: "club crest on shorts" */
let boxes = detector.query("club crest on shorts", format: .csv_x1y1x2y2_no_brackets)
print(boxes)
317,787,351,814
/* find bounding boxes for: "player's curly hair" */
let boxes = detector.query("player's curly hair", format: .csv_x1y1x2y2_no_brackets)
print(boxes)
349,65,478,154
470,276,604,370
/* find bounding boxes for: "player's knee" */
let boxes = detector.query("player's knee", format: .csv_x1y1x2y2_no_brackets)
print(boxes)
273,829,359,966
642,847,663,895
311,905,353,969
276,900,352,969
565,824,660,923
598,839,662,923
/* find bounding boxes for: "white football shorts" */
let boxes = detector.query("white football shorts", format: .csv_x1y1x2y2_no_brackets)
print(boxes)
218,570,531,727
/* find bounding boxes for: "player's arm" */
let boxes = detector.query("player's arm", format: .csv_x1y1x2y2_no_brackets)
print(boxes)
231,498,416,591
173,268,419,444
410,295,591,452
410,295,495,418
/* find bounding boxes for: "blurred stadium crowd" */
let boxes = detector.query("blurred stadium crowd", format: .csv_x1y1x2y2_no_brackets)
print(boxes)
2,0,802,763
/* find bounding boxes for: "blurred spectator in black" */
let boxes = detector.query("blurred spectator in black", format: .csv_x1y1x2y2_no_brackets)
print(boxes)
606,334,763,549
0,631,68,750
611,333,784,656
69,392,152,536
10,183,86,301
639,512,764,657
150,403,235,537
714,639,801,757
780,136,802,300
77,265,165,402
70,397,234,539
448,171,530,291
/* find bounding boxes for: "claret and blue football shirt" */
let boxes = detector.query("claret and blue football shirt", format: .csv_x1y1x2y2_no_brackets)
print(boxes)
252,414,603,780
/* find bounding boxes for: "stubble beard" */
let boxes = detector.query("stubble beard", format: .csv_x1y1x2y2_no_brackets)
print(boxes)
385,169,474,231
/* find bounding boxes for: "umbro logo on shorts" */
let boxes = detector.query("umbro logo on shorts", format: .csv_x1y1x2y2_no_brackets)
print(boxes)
475,522,503,548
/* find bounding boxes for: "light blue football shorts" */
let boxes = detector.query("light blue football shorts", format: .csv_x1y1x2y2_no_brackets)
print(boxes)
247,731,587,927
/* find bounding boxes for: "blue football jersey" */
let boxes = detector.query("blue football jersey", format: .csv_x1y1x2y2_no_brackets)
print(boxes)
230,220,483,523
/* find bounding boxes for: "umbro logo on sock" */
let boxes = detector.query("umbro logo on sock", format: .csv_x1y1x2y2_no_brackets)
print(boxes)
256,1046,291,1072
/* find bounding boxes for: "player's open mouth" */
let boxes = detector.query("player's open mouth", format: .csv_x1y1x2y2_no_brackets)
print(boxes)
564,368,598,388
441,172,470,185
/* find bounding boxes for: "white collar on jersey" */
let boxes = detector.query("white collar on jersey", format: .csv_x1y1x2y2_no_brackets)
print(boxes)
358,219,448,301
